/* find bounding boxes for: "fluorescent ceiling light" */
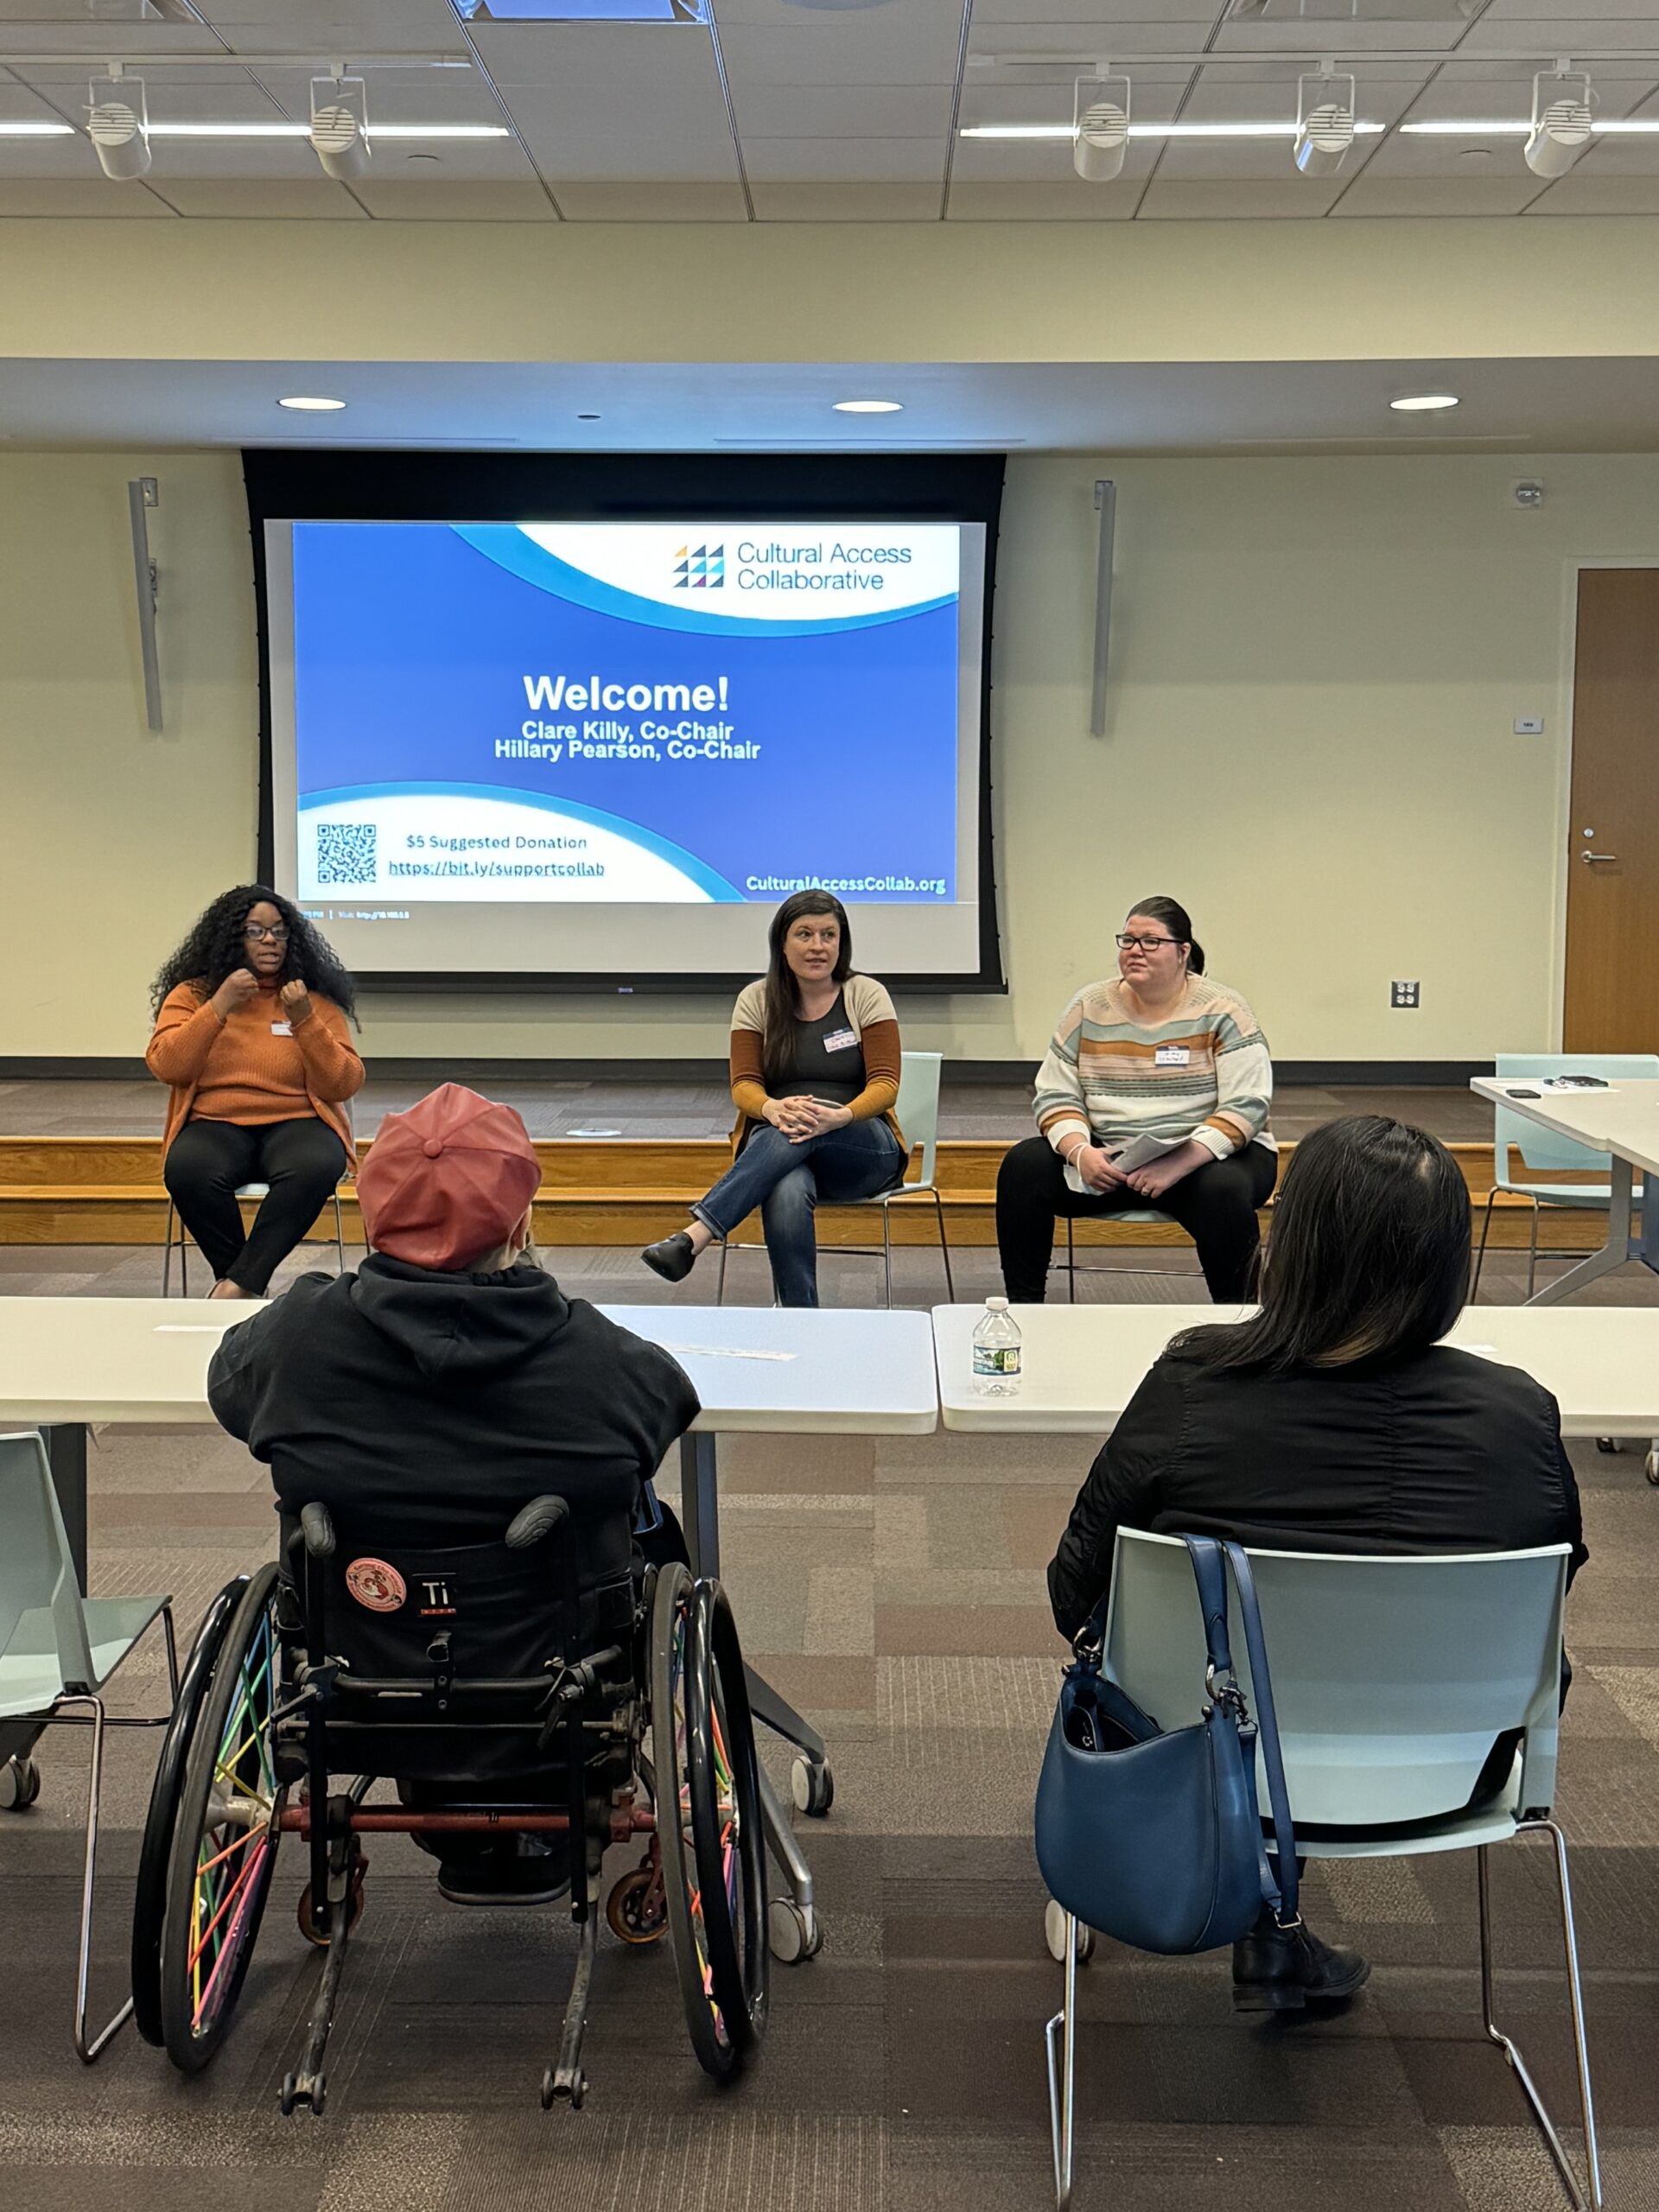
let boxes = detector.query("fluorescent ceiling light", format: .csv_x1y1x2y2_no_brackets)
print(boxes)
278,396,347,412
961,120,1385,141
1389,394,1459,413
454,0,710,17
0,122,76,137
834,399,904,414
141,122,508,139
1398,119,1659,137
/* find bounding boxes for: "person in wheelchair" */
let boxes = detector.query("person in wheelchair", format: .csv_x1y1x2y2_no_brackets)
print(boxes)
207,1080,700,1905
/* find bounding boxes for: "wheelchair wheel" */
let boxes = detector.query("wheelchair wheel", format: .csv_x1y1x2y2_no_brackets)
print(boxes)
651,1562,769,2080
158,1564,287,2073
131,1574,248,2047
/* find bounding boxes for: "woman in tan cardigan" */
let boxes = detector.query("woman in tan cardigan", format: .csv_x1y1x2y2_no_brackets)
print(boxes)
147,885,363,1300
642,893,905,1306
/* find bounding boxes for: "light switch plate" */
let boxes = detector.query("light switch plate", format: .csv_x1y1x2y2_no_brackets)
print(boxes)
1514,715,1545,735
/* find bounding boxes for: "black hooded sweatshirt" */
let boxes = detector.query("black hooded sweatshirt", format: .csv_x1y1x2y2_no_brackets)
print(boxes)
207,1255,700,1592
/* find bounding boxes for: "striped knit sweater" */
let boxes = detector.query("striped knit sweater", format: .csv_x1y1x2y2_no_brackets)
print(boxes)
1033,975,1275,1163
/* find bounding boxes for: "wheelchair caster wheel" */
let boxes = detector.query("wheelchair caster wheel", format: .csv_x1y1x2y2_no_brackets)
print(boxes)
0,1756,41,1812
541,2069,555,2112
791,1756,834,1818
1648,1448,1659,1487
280,2075,296,2117
1044,1900,1095,1965
297,1860,367,1948
606,1863,667,1945
767,1897,822,1964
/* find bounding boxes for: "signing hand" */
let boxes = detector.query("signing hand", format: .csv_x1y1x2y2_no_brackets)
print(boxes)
1125,1143,1205,1201
278,978,314,1026
1071,1144,1126,1192
209,968,259,1021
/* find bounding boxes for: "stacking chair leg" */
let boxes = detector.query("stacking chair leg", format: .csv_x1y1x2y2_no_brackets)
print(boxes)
881,1203,894,1309
331,1188,347,1272
1478,1827,1603,2210
1470,1189,1499,1302
1526,1197,1543,1304
161,1200,188,1298
930,1187,955,1300
715,1236,729,1305
1044,1910,1080,2209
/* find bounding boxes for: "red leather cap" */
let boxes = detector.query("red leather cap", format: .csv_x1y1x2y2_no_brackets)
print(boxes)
357,1083,541,1271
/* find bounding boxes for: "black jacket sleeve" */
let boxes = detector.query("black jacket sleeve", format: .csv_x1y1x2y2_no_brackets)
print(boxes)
206,1305,282,1450
1047,1355,1188,1639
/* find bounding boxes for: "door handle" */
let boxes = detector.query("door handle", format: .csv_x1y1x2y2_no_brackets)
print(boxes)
1580,851,1618,864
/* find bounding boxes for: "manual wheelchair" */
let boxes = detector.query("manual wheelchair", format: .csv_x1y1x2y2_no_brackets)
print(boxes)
129,1490,769,2114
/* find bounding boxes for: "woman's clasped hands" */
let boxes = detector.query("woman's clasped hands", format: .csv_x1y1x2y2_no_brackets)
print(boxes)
763,1094,854,1143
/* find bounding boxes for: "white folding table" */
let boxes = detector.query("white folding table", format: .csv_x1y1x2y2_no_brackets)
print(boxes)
0,1295,939,1952
932,1301,1659,1465
1471,1075,1659,1306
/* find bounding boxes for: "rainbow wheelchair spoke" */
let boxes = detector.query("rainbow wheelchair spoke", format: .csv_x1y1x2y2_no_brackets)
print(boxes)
188,1608,281,2040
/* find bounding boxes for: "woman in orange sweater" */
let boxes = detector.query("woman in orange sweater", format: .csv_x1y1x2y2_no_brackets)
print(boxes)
148,885,364,1300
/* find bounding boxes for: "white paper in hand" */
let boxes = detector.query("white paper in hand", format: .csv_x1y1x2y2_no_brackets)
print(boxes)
1062,1131,1182,1194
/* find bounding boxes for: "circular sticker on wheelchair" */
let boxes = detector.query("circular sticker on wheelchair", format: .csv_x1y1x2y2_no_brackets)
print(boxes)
344,1556,405,1612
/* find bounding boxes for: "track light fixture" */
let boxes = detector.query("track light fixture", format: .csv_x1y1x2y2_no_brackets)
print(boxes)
1294,65,1355,177
86,64,150,181
1072,65,1130,183
1524,64,1594,181
309,70,371,181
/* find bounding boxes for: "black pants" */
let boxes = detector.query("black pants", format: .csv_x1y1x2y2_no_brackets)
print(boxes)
995,1135,1278,1304
163,1116,347,1294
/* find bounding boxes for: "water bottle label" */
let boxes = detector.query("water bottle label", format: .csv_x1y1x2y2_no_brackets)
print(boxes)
973,1345,1021,1376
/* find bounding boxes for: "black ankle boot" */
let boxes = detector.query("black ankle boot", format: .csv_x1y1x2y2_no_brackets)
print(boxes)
641,1230,698,1284
1231,1916,1370,2013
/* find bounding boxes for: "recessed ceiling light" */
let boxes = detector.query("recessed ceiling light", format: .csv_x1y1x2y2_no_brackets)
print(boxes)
1389,394,1459,414
278,396,347,412
834,399,903,415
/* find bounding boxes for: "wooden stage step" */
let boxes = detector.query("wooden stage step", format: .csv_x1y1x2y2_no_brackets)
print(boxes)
0,1134,1607,1253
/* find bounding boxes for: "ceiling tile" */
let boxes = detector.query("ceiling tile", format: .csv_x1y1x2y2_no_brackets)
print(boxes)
553,179,748,216
709,0,956,24
748,180,942,219
972,0,1219,22
347,178,557,218
729,84,955,136
1525,171,1659,212
952,131,1161,181
740,134,944,181
946,175,1141,216
959,76,1185,124
1135,176,1343,215
149,176,368,215
1215,12,1468,53
186,0,465,36
0,176,174,213
719,20,963,87
1459,11,1659,51
1330,174,1543,215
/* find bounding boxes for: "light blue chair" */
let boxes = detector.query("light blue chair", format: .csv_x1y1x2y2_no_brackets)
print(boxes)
1471,1053,1658,1301
0,1431,178,2062
1046,1530,1598,2211
716,1050,954,1307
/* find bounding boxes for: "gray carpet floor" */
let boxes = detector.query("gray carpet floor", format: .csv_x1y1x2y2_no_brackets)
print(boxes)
1,1239,1655,2210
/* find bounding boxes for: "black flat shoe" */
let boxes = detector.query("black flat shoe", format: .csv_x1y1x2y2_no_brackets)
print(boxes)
642,1230,698,1284
1231,1917,1370,2013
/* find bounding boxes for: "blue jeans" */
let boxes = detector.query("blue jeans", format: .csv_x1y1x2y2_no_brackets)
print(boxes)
693,1119,906,1307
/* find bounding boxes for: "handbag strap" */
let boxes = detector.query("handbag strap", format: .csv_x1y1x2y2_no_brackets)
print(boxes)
1223,1541,1300,1929
1180,1536,1300,1930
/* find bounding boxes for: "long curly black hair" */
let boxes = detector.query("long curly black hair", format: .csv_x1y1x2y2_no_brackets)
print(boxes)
150,884,359,1022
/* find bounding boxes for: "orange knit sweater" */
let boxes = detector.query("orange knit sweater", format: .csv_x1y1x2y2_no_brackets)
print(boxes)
146,982,363,1157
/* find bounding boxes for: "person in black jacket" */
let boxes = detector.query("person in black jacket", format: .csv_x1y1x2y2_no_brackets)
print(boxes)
1048,1114,1586,2011
209,1082,699,1903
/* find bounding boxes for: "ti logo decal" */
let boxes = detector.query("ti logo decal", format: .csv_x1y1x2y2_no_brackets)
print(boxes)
418,1577,458,1618
674,543,724,589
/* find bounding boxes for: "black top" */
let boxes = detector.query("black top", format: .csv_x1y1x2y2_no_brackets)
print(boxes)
207,1255,700,1591
765,987,867,1108
1048,1343,1587,1640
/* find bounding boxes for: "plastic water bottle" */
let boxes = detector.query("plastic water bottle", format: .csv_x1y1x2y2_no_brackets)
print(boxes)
972,1296,1022,1396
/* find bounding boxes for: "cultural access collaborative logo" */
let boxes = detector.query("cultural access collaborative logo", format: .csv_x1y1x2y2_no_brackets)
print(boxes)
673,542,725,589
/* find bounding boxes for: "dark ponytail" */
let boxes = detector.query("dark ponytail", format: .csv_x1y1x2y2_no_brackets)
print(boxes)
1128,894,1205,976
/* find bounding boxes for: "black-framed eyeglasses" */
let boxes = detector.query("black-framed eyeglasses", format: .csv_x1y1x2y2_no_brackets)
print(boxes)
1116,933,1179,952
243,924,290,944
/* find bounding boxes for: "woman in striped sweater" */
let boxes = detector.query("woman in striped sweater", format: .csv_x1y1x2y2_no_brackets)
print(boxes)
996,896,1276,1304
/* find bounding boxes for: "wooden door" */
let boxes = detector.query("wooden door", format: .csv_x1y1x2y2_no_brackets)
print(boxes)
1563,569,1659,1052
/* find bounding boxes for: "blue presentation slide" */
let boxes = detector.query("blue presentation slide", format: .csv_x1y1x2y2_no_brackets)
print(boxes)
290,521,964,906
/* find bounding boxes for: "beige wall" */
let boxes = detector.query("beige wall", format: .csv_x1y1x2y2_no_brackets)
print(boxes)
7,445,1659,1069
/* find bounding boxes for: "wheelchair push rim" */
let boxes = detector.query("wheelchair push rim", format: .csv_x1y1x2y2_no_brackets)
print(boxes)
157,1563,288,2073
130,1572,249,2047
651,1562,769,2080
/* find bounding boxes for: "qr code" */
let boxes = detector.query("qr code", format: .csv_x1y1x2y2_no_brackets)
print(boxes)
316,821,377,886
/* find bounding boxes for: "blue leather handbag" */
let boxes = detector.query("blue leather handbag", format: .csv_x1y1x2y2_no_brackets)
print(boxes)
1033,1535,1299,1955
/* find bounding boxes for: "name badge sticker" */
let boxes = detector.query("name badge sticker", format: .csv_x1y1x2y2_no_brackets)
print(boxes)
1154,1045,1191,1067
270,1020,293,1037
822,1027,858,1053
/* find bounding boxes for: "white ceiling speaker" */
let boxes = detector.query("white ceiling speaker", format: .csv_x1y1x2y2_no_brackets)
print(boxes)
1294,67,1356,175
1525,67,1594,181
86,67,150,181
1073,69,1130,183
310,73,371,181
